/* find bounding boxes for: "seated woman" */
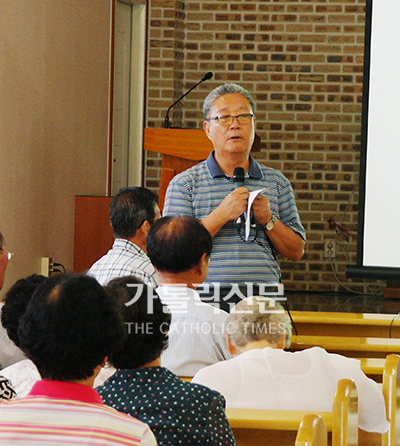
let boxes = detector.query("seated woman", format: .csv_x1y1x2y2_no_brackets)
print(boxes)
1,274,114,397
0,274,47,397
97,276,237,446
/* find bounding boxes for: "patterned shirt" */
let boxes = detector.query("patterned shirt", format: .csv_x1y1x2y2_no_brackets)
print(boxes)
157,286,231,377
0,380,157,445
163,152,306,286
87,238,158,287
0,303,27,369
97,367,237,446
0,375,16,400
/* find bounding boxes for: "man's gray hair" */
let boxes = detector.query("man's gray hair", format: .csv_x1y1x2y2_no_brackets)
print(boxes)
226,297,292,349
203,83,255,119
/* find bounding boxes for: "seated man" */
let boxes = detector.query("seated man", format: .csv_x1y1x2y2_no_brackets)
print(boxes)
88,187,160,287
192,297,389,436
0,232,12,292
0,273,156,446
147,215,231,377
0,232,27,370
97,276,236,446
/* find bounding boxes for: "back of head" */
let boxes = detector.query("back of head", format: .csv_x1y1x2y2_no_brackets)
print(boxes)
105,276,171,369
110,187,158,239
147,215,212,273
203,83,255,119
1,274,47,348
18,273,125,381
227,297,292,349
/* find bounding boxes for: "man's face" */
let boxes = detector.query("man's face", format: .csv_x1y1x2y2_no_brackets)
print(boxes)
203,93,255,160
0,246,9,291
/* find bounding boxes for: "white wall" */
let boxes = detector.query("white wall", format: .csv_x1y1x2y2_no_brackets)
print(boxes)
0,0,113,296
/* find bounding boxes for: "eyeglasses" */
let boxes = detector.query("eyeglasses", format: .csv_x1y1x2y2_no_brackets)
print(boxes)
0,248,14,261
206,113,254,126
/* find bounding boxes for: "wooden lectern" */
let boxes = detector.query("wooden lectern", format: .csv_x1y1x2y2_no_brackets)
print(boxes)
144,128,213,210
144,127,261,210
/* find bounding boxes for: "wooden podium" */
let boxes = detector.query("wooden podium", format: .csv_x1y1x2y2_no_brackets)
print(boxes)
144,127,261,209
144,128,213,209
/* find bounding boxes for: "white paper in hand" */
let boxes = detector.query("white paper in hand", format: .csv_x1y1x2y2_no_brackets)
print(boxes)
245,188,267,240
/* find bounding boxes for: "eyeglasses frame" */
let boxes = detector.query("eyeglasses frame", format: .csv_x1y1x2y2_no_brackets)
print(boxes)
0,248,14,261
205,113,254,126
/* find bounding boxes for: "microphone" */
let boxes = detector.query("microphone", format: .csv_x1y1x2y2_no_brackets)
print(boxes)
233,167,246,227
233,167,245,189
164,72,214,129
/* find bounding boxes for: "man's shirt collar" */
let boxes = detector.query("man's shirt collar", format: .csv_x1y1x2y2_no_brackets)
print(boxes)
205,151,263,180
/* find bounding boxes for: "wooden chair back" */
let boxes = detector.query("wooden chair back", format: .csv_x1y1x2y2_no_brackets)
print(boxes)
290,335,400,359
295,414,327,446
382,353,400,446
332,378,358,446
225,378,357,446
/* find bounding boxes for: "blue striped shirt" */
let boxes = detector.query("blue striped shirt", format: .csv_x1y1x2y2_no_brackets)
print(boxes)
163,152,306,286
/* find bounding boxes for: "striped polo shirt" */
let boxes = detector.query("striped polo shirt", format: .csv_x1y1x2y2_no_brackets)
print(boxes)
0,380,157,445
163,152,306,287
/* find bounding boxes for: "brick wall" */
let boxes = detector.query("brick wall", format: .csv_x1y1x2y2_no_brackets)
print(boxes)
145,0,385,295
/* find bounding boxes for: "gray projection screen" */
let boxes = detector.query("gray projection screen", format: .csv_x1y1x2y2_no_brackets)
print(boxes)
346,0,400,280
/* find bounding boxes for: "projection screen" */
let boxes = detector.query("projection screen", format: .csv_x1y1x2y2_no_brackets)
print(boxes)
346,0,400,280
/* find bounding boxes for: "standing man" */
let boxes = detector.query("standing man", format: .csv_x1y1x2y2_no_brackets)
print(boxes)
163,83,306,308
88,187,160,287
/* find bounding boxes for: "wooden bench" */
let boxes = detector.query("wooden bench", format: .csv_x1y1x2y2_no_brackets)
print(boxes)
357,357,385,375
226,407,332,445
290,311,400,339
225,378,358,446
290,335,400,359
382,354,400,446
182,358,386,383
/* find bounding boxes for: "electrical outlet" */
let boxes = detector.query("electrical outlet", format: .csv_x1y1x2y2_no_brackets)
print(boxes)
40,257,53,277
324,240,337,258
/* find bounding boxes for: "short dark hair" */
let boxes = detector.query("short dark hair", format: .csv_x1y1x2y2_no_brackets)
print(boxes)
147,215,212,273
109,187,159,239
1,274,47,348
18,274,125,381
0,232,4,249
105,276,171,369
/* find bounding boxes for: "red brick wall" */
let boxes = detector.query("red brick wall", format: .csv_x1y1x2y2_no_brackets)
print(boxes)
145,0,383,295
